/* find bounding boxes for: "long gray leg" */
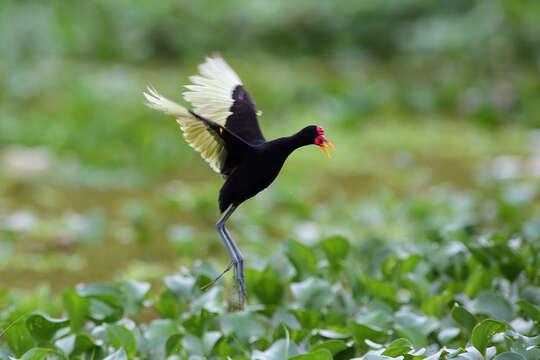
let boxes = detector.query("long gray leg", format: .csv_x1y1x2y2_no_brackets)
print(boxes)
202,206,238,291
223,227,246,302
206,205,245,307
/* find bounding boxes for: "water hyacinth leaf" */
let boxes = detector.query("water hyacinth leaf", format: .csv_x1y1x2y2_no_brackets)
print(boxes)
104,347,127,360
393,310,437,348
289,349,333,360
473,291,514,321
4,317,35,357
381,338,413,357
361,276,397,304
144,318,179,356
26,314,70,344
165,333,183,356
76,283,123,307
72,333,97,355
20,347,65,360
349,323,389,347
88,298,123,323
119,280,150,316
290,277,334,311
310,340,348,356
451,304,477,333
284,238,318,279
471,319,507,355
62,289,90,332
221,310,265,345
493,353,526,360
106,325,137,356
516,300,540,321
271,308,302,331
164,273,196,300
320,235,350,269
252,338,301,360
250,265,285,306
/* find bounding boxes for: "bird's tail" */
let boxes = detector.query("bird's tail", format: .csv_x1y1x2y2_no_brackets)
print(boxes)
143,86,190,118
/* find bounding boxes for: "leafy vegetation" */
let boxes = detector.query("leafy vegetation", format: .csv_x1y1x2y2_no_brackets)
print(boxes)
1,0,540,358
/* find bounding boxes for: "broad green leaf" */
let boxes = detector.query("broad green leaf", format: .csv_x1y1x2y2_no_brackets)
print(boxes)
361,276,396,304
104,347,127,360
221,310,265,345
26,313,69,344
20,347,64,360
493,352,526,360
62,290,89,332
349,322,389,346
252,338,301,360
393,310,437,348
76,283,122,306
310,340,348,356
471,319,507,355
106,325,137,356
165,333,183,356
320,235,350,269
516,300,540,321
473,291,514,321
271,308,302,331
164,274,195,300
119,280,150,316
289,349,333,360
290,277,334,311
284,238,318,279
250,265,285,306
451,304,477,333
4,317,35,357
381,338,413,357
72,333,97,355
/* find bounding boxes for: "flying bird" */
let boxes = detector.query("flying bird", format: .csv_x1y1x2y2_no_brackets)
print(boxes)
143,56,334,307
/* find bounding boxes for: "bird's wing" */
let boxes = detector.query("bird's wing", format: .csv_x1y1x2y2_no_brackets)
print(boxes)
182,56,266,144
143,87,229,173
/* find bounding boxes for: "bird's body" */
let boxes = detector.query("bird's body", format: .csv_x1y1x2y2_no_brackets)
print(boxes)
144,56,333,307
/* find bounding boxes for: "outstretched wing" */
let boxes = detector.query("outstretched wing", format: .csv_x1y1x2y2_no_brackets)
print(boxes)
143,87,229,173
183,56,266,144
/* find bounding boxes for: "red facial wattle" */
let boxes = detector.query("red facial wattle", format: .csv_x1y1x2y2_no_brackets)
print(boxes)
314,126,335,158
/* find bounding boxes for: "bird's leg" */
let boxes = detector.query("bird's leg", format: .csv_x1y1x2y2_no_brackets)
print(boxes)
203,206,238,292
223,227,247,303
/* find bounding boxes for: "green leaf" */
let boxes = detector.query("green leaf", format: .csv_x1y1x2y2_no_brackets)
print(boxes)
20,348,64,360
361,276,396,304
284,238,318,279
252,338,301,360
106,325,137,356
289,349,333,360
493,352,526,360
310,340,348,356
473,290,514,321
349,322,389,347
119,280,150,316
516,299,540,322
63,289,90,332
76,283,123,323
165,333,183,356
320,235,350,269
72,333,97,355
290,277,334,311
221,310,265,345
250,265,285,306
164,274,195,300
4,317,35,357
471,319,507,355
381,338,413,357
104,347,127,360
451,304,477,333
26,313,70,345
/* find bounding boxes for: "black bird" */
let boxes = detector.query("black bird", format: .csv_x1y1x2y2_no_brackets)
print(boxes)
144,56,334,306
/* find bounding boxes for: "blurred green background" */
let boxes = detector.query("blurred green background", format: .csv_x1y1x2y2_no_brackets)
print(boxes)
1,0,539,297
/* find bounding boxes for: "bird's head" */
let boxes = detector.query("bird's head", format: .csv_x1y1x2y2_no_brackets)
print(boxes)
301,125,335,158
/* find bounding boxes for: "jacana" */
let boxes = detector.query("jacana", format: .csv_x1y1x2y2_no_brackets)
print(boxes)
144,56,334,307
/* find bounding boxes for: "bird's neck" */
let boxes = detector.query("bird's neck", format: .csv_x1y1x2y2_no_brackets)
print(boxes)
267,132,312,159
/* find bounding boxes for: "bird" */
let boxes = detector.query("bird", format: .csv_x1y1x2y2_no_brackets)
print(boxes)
143,55,334,307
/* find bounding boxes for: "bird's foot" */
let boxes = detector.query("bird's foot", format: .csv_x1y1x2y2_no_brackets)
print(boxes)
235,265,247,308
201,261,234,291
